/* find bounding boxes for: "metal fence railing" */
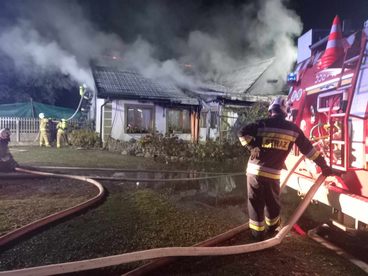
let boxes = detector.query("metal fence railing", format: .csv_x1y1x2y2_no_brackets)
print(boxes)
0,117,79,143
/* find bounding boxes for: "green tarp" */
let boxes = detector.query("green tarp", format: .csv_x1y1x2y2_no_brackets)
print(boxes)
0,101,79,119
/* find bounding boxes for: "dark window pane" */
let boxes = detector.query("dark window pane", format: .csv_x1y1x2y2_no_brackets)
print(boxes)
167,109,191,133
126,106,152,133
210,111,218,128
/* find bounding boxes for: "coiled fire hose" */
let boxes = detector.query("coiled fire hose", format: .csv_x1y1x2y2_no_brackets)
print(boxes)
0,159,325,276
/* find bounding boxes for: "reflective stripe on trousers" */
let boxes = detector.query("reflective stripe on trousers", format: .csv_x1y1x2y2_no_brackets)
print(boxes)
247,173,281,232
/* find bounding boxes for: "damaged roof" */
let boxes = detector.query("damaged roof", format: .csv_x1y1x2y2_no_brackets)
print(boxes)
93,66,199,106
185,58,281,103
219,58,276,95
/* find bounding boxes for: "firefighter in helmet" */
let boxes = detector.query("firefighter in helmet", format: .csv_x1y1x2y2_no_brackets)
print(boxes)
56,118,68,148
238,96,332,241
39,113,51,147
0,128,18,172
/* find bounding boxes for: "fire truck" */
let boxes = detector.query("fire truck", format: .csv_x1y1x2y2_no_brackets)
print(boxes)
285,16,368,230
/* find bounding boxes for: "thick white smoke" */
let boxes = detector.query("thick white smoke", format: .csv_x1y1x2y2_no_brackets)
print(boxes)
0,0,302,94
0,21,94,88
176,0,303,87
0,1,124,91
248,0,303,79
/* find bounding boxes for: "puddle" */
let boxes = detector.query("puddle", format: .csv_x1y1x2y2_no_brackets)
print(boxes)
110,171,246,207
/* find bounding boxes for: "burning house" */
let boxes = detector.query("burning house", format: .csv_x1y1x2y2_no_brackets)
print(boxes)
92,57,283,144
93,65,200,143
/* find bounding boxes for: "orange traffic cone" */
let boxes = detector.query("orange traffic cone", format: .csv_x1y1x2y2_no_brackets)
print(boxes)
318,15,344,70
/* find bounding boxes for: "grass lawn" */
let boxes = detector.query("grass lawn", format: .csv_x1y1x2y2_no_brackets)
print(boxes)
10,145,166,169
1,145,366,275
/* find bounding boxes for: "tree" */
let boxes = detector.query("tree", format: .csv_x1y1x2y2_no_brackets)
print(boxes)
0,52,77,106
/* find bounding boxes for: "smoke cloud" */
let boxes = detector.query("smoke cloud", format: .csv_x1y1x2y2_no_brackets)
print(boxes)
0,21,94,88
0,0,302,94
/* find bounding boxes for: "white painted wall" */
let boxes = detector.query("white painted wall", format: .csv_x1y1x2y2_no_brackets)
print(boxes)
110,100,125,140
95,98,105,135
155,106,166,134
199,128,208,142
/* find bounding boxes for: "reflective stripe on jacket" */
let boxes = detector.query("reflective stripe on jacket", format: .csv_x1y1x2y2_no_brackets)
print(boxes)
238,114,325,179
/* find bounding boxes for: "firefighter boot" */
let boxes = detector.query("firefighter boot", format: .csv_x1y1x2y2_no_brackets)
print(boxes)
250,229,265,242
267,219,282,236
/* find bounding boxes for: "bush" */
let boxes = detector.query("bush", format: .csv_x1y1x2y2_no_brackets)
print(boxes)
236,102,269,126
231,102,269,137
106,133,249,163
69,129,100,149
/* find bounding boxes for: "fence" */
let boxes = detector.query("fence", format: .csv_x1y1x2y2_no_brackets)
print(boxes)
0,117,79,144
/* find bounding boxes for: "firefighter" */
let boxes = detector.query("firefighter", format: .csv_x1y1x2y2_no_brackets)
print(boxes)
238,96,332,241
0,128,18,172
39,113,51,147
56,118,68,148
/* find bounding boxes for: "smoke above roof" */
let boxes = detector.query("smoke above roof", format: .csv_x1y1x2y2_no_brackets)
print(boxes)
0,0,302,93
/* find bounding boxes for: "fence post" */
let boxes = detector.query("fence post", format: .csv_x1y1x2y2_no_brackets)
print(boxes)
16,119,20,142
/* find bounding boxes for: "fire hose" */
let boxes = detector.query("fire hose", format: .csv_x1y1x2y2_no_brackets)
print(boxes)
125,154,306,276
0,156,327,276
0,167,105,248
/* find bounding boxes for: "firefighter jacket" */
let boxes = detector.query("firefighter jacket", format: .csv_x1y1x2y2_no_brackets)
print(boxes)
238,114,327,180
57,120,67,131
39,118,49,132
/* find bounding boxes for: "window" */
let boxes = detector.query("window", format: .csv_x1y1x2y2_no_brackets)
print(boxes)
126,105,153,133
210,111,218,128
167,109,191,133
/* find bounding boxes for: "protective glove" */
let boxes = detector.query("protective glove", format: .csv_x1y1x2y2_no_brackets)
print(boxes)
249,147,260,160
321,166,333,177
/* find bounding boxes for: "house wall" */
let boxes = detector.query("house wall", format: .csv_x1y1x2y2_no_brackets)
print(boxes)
96,98,243,143
95,98,113,142
110,100,124,140
155,106,166,134
98,99,192,143
95,98,104,135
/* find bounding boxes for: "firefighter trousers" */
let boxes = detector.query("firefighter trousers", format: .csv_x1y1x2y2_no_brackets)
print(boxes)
57,129,67,148
40,130,50,147
247,174,281,234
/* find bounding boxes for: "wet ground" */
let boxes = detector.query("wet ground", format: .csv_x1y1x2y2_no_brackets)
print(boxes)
0,168,367,275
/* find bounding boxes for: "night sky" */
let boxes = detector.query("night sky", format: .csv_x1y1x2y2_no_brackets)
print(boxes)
0,0,367,107
80,0,368,36
1,0,367,45
289,0,368,32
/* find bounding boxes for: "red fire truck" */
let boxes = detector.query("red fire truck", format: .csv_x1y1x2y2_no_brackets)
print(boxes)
285,16,368,230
